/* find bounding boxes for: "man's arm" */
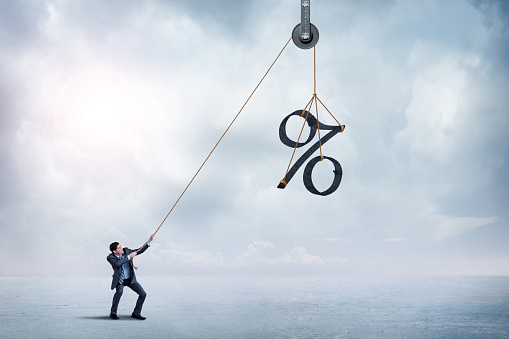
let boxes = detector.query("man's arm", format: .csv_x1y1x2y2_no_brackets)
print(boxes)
107,254,131,268
134,233,156,255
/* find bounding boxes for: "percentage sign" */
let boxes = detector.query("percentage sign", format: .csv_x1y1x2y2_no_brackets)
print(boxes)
277,109,344,196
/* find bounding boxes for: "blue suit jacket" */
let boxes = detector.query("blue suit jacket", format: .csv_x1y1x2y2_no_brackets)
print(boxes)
107,244,150,290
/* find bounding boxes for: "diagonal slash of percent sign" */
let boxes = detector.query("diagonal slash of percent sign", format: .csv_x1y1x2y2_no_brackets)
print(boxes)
278,109,344,196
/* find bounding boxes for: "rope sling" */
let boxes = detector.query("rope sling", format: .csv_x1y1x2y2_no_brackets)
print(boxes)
278,46,344,189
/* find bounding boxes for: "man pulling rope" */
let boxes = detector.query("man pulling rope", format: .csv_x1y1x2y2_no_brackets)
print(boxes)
107,233,155,320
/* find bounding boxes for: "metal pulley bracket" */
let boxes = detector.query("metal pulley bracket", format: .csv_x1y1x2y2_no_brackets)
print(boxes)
292,0,319,49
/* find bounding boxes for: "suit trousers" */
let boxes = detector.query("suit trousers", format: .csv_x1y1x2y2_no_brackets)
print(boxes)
110,279,147,316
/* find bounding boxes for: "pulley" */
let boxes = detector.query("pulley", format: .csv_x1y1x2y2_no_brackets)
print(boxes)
292,0,319,49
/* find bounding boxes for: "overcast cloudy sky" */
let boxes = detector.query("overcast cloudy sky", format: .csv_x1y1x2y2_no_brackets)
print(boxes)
1,0,508,277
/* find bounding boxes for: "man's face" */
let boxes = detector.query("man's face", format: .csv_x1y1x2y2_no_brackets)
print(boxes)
113,244,124,256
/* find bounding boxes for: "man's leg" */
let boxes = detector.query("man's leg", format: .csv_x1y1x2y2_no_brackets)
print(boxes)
128,281,147,316
111,283,124,315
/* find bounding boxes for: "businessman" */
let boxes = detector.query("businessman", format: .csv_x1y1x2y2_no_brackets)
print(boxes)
107,233,155,320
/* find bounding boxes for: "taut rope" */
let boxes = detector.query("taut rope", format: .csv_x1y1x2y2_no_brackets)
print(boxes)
132,37,293,268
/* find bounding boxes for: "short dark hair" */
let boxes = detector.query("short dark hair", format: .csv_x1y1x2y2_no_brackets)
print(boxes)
110,242,120,253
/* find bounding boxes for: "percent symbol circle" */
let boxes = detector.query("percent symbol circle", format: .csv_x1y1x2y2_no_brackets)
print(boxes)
303,155,342,195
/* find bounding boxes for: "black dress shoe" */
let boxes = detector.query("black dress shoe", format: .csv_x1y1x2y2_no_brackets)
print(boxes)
131,313,146,320
109,314,119,320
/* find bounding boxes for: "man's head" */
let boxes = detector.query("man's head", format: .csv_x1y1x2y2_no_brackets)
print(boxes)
109,242,124,256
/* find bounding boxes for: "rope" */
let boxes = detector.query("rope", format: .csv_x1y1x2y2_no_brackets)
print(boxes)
282,44,325,182
281,95,315,183
313,46,324,160
314,46,316,94
314,94,323,160
132,37,293,269
315,95,344,131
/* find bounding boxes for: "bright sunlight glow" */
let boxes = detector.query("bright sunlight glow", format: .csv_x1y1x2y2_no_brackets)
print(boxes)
54,69,146,159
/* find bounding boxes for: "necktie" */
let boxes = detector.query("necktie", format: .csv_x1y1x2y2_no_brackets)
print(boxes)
119,255,124,285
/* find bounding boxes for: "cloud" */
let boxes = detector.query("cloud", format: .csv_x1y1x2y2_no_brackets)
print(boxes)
0,1,48,46
381,238,405,242
143,241,346,271
238,240,276,263
0,0,508,277
431,215,498,242
146,242,227,267
281,247,324,265
238,242,347,267
470,0,509,30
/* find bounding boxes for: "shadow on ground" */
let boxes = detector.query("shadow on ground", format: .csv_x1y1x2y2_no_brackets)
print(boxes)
80,315,138,320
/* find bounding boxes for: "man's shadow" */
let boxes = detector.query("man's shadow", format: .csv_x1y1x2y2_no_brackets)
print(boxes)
80,315,137,320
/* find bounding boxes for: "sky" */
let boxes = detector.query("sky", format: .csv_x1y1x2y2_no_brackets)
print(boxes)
1,0,508,277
